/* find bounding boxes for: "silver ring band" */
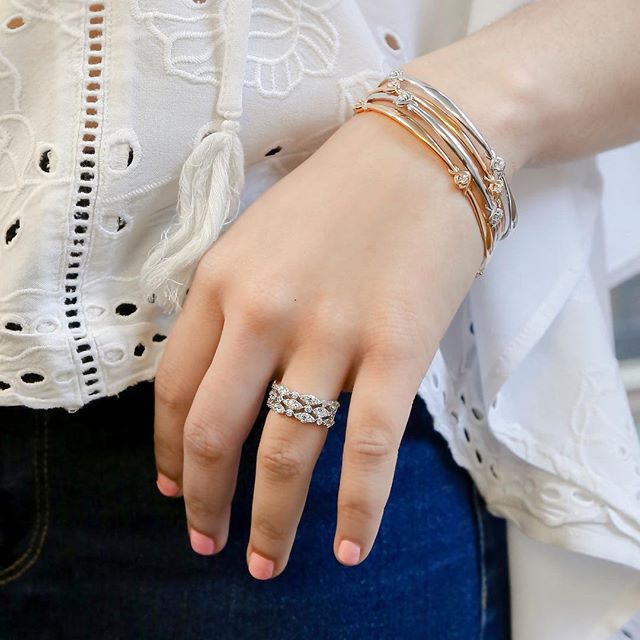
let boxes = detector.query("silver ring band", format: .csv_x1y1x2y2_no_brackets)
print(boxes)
266,380,340,428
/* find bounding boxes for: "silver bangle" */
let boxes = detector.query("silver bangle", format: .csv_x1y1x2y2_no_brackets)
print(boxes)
367,90,500,228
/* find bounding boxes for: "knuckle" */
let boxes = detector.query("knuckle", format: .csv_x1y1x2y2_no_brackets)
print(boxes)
193,251,226,290
184,417,230,465
347,426,398,462
338,498,378,523
237,279,294,332
253,516,288,543
258,441,306,481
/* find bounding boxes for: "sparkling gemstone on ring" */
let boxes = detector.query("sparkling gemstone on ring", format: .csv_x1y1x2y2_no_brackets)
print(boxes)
266,380,340,428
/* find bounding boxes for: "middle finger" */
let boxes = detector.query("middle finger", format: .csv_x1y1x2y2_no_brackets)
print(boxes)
182,320,279,555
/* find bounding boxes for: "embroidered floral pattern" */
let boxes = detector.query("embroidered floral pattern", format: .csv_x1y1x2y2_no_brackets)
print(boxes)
246,0,341,98
131,0,342,96
130,0,227,84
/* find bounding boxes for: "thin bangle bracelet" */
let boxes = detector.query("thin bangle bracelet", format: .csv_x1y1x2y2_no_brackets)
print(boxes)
378,82,515,241
367,91,501,231
385,69,519,237
390,86,515,240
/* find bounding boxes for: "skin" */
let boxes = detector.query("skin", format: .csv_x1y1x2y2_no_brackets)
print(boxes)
153,0,640,580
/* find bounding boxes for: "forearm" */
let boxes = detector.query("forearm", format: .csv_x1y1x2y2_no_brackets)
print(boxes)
403,0,640,177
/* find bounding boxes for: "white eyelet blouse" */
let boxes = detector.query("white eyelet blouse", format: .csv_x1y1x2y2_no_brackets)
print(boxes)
1,0,639,633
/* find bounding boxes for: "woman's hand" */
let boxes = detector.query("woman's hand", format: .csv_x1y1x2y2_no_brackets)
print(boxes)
152,109,483,579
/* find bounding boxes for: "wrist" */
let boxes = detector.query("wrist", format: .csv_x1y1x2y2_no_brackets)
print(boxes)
401,44,539,180
331,104,486,281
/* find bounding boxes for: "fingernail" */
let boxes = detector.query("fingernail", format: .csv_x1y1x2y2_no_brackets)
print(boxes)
189,529,216,555
156,472,180,497
338,540,361,566
248,551,275,580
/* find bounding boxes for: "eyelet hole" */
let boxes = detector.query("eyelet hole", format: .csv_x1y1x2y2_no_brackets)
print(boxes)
21,372,45,384
5,16,25,31
5,219,20,244
383,31,401,51
115,302,138,316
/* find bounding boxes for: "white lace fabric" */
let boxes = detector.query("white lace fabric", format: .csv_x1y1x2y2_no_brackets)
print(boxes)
1,0,640,584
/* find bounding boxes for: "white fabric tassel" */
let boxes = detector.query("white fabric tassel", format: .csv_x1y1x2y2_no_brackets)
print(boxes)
139,0,253,314
139,120,245,313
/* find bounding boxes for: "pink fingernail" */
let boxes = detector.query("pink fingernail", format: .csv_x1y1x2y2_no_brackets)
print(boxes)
189,529,216,555
338,540,361,566
248,551,275,580
156,472,180,497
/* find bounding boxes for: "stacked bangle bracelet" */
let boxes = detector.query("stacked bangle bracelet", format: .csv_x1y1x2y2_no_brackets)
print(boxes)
353,68,518,276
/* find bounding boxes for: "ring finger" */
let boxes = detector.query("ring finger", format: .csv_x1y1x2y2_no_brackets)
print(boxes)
247,342,353,580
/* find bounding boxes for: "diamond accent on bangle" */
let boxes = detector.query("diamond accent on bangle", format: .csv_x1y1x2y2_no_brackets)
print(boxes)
486,177,504,196
389,68,405,81
486,203,504,227
353,98,370,114
386,79,402,93
491,156,506,177
394,90,414,106
452,169,471,190
267,381,340,428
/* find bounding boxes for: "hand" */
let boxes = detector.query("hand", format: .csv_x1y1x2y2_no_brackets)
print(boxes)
152,108,483,579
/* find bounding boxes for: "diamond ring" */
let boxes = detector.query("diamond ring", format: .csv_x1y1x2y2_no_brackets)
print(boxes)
266,380,340,428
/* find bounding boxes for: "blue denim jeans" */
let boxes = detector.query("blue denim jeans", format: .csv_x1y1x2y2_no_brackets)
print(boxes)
0,380,510,639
